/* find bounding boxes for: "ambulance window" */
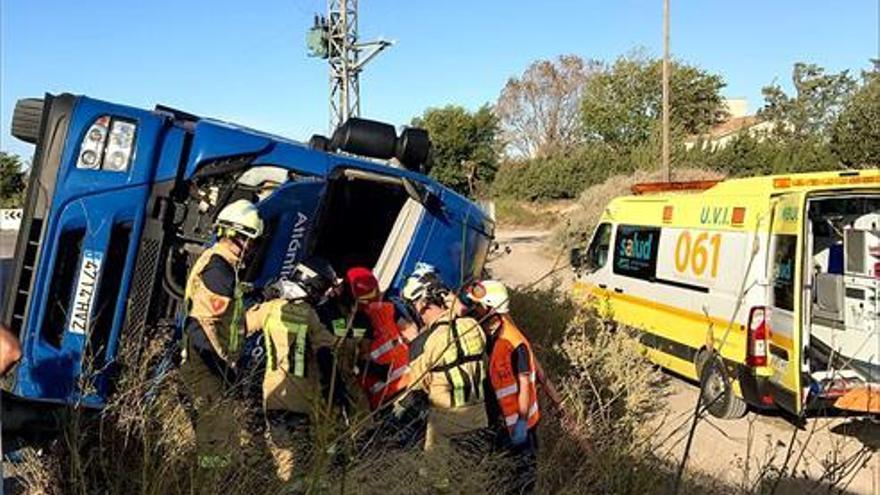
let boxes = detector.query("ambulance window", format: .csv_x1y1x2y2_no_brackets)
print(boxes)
586,223,612,270
770,234,797,311
612,224,661,281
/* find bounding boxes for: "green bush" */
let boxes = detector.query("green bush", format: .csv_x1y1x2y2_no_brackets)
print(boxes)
492,147,628,201
0,152,27,208
680,134,839,177
831,73,880,168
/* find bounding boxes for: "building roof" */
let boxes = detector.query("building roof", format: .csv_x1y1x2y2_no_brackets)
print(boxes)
685,115,764,144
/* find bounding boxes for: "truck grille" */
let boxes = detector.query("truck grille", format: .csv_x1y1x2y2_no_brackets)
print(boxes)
124,236,161,336
8,219,43,334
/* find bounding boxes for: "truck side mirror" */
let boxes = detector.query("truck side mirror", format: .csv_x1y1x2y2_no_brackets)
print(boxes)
569,247,583,269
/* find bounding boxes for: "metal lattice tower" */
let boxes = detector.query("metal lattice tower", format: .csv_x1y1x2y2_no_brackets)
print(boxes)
308,0,392,130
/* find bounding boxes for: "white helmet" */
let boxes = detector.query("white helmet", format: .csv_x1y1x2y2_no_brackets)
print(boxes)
401,264,446,305
401,275,428,303
215,199,264,239
466,280,510,314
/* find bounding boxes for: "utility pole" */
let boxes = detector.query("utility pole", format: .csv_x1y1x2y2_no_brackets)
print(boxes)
307,0,393,130
662,0,671,181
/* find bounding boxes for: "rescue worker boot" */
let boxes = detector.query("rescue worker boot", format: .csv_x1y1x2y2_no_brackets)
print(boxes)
265,411,313,486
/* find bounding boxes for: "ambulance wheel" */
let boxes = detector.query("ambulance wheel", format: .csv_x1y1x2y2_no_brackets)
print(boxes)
699,356,747,419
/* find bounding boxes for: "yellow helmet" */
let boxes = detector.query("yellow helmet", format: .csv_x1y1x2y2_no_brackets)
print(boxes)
466,280,509,314
215,199,264,239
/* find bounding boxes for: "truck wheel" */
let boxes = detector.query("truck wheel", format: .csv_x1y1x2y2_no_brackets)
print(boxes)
694,348,709,378
12,98,44,144
699,356,748,419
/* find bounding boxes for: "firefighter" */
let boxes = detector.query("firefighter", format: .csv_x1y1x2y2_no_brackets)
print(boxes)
396,269,489,468
259,257,345,484
315,266,371,415
345,267,411,411
466,280,542,494
180,199,275,470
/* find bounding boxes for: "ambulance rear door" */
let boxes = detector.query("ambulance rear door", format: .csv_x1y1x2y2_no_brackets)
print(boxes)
767,192,806,416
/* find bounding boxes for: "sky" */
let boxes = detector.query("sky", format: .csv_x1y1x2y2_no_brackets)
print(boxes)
1,0,878,159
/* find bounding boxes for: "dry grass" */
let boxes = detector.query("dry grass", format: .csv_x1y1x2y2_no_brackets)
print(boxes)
494,199,577,229
8,285,872,494
553,167,726,248
507,290,728,494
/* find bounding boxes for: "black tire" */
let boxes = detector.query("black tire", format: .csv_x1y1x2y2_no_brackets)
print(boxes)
699,355,748,419
330,117,397,159
11,98,44,144
308,134,331,151
694,348,710,378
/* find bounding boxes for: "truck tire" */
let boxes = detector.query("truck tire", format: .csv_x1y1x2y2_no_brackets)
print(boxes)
699,356,748,419
11,98,44,145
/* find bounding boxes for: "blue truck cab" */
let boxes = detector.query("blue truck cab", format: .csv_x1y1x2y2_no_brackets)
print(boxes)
2,93,494,411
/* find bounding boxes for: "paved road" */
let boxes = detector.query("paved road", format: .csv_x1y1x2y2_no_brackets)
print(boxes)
488,229,879,495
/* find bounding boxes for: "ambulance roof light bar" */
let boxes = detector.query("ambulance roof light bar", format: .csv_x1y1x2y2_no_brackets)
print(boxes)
631,179,722,195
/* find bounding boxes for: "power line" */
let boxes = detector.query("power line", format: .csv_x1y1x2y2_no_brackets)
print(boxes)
306,0,393,131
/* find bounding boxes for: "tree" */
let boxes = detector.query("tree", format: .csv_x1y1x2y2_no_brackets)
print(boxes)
580,54,727,152
0,152,27,208
412,105,500,197
831,72,880,167
759,63,857,139
496,55,600,158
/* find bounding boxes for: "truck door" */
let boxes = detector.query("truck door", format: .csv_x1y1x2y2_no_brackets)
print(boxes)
391,187,493,293
249,179,327,286
767,192,806,416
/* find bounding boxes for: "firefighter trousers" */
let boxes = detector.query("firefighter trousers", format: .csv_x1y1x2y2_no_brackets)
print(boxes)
265,410,312,484
181,347,242,469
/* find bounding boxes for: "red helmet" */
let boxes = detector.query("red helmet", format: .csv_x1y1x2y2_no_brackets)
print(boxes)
346,267,379,303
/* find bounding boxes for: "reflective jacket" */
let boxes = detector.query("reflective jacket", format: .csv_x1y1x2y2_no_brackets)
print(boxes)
184,244,246,365
360,301,410,409
408,315,487,411
184,243,271,366
489,315,540,431
260,298,335,414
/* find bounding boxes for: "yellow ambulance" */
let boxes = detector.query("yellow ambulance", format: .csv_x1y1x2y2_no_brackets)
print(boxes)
571,169,880,419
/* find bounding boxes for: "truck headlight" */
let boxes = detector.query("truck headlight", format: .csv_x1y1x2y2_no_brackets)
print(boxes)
76,116,109,170
76,116,136,172
102,120,136,172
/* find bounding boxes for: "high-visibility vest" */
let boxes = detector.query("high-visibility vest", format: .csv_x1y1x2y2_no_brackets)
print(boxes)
262,300,310,378
183,244,245,364
260,299,325,414
328,304,369,340
360,301,410,409
429,317,486,408
489,316,540,431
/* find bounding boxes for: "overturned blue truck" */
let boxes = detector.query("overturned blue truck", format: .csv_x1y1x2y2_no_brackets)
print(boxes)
1,93,494,442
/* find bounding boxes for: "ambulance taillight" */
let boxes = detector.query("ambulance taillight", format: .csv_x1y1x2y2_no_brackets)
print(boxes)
747,306,770,367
